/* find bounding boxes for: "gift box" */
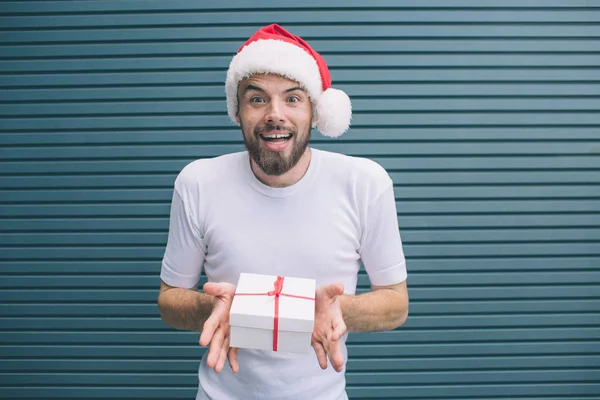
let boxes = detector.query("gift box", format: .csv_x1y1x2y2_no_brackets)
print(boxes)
229,273,316,353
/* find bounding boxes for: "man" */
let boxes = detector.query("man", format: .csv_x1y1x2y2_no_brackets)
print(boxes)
157,24,408,400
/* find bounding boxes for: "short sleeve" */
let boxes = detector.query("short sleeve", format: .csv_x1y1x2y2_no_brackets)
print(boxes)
359,183,407,287
160,188,206,289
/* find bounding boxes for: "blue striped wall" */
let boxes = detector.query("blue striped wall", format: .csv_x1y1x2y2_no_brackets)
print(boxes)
1,1,599,398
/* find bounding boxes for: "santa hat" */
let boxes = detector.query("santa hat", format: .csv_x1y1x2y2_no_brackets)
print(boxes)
225,24,352,138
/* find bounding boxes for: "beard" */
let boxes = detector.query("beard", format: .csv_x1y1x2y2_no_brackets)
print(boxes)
242,123,311,176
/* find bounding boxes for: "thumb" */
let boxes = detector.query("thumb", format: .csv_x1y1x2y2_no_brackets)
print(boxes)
203,282,229,297
323,283,344,298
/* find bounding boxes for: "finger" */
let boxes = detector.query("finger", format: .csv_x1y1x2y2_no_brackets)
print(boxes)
311,338,328,370
228,347,239,374
206,325,226,369
215,333,230,373
203,282,227,297
325,338,344,373
318,283,344,303
203,281,237,297
330,318,347,342
326,283,344,297
199,313,219,347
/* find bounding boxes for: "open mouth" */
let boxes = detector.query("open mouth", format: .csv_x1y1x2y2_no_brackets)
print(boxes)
259,132,293,144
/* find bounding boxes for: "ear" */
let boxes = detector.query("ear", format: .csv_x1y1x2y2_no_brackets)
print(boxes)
234,91,242,124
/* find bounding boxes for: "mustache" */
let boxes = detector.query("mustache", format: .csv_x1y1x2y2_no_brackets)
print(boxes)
254,124,295,135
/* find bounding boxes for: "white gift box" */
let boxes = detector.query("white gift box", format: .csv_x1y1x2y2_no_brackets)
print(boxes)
229,273,316,353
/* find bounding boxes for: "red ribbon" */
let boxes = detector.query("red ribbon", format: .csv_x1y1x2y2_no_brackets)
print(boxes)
235,276,315,351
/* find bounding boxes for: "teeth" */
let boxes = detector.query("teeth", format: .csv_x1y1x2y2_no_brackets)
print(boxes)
263,133,291,139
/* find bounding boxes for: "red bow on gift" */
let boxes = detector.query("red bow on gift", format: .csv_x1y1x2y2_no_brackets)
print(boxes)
235,276,315,351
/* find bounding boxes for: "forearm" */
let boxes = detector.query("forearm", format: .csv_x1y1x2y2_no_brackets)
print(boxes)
157,287,214,332
339,288,408,332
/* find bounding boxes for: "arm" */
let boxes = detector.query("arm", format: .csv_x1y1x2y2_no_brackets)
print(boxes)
339,280,408,332
350,175,409,332
157,178,239,373
312,172,409,371
157,279,239,373
311,280,408,372
158,184,211,332
157,280,213,332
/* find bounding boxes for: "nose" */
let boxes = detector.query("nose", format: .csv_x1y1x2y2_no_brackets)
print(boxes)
264,98,285,124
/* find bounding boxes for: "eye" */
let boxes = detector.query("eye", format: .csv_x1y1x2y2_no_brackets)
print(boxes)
287,95,300,103
250,96,265,103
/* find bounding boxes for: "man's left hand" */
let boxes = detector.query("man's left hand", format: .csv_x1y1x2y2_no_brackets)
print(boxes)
312,283,346,372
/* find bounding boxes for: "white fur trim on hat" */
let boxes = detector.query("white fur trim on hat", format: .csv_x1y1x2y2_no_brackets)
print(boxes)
226,39,323,124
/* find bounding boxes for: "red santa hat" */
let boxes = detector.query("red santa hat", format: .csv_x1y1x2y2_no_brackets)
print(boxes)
226,24,352,138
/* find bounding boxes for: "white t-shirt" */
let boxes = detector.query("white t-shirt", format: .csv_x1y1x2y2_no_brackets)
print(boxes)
161,148,407,400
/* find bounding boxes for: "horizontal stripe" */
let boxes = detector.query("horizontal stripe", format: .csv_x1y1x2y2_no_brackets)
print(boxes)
2,214,600,229
3,55,600,74
1,154,599,173
0,327,598,341
4,26,600,46
4,40,600,59
2,133,600,149
1,285,598,302
0,355,597,374
0,369,597,386
3,10,600,30
5,69,600,87
1,270,599,287
2,184,600,202
6,99,600,115
6,113,600,130
1,341,598,357
1,257,598,273
1,226,600,244
0,0,596,14
1,171,600,188
1,142,598,159
0,386,598,399
4,84,600,101
1,200,600,217
0,241,599,258
2,301,599,317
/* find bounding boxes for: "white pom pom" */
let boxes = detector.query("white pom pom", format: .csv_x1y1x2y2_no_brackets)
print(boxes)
315,88,352,138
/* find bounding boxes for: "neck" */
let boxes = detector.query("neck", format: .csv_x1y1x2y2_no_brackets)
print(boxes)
250,148,312,188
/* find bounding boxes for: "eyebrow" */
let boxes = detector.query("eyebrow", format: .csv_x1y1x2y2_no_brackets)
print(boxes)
241,84,305,96
284,86,304,93
241,84,265,96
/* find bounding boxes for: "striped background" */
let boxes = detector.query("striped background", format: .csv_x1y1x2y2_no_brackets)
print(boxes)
1,1,599,398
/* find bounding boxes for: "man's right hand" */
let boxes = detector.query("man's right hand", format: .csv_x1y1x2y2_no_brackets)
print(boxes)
199,282,238,374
